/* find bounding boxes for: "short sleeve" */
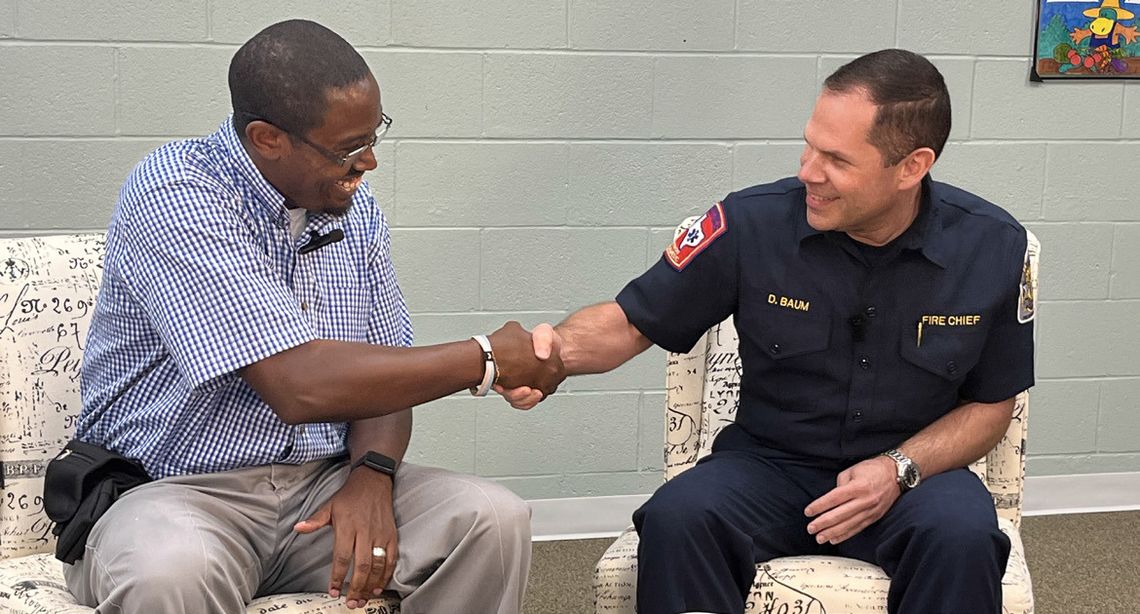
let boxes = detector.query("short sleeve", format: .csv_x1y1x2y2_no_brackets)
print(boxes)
117,181,315,390
616,200,739,354
960,229,1036,403
367,208,414,348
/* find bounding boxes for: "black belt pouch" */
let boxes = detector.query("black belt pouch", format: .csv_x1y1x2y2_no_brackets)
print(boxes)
43,439,152,564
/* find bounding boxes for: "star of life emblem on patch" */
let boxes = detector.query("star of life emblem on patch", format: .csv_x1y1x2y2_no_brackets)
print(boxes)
665,202,727,271
1018,231,1040,324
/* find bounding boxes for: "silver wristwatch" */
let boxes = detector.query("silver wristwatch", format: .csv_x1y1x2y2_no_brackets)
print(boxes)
882,448,921,492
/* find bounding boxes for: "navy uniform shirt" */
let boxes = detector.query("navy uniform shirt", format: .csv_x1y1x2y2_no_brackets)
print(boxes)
616,176,1035,464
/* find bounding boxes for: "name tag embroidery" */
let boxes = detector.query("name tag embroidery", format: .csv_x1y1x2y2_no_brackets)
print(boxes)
920,314,982,326
768,294,810,312
916,314,982,347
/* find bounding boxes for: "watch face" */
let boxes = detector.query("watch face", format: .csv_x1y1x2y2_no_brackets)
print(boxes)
902,464,920,488
360,452,397,475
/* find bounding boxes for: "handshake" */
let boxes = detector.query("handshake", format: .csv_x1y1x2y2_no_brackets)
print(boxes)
483,321,565,410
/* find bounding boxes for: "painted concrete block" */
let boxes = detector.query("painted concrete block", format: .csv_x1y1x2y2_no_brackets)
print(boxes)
936,143,1046,222
392,0,565,48
389,228,481,312
1025,223,1113,300
1097,379,1140,452
0,46,116,136
394,142,569,226
652,55,817,138
1037,301,1140,378
569,0,734,51
739,0,896,52
476,392,640,476
117,47,232,136
0,139,165,228
1043,143,1140,221
16,0,206,41
898,0,1034,56
209,1,391,46
1027,380,1099,455
972,60,1122,139
567,143,732,226
485,53,653,138
1111,224,1140,299
361,50,483,138
480,228,648,311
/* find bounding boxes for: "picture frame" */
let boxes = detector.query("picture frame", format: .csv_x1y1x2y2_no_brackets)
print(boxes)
1031,0,1140,80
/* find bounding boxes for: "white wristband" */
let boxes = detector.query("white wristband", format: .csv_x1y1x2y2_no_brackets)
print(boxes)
469,335,496,397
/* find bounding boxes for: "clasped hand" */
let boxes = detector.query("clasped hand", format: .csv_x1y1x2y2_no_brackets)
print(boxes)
487,321,565,401
804,455,900,545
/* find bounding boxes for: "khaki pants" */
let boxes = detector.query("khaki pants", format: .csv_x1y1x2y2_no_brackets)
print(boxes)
64,459,531,614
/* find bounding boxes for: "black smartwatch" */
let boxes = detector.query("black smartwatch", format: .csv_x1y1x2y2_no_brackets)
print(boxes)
351,451,398,478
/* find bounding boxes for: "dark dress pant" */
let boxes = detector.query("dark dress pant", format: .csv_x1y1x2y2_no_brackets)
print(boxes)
633,429,1010,614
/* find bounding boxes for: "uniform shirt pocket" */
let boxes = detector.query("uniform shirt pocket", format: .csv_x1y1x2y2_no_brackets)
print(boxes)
899,324,987,382
742,310,832,413
755,311,831,360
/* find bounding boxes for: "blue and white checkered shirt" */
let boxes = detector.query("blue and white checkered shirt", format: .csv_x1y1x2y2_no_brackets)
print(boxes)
77,117,413,479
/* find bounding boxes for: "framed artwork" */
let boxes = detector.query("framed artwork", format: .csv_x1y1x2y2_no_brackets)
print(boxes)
1032,0,1140,79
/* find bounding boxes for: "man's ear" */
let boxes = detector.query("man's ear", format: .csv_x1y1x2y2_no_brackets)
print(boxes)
245,121,288,161
896,147,936,191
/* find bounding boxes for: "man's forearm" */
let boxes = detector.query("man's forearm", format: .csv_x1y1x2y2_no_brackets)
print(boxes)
557,301,653,375
245,339,484,423
243,321,564,424
348,409,413,466
898,397,1016,479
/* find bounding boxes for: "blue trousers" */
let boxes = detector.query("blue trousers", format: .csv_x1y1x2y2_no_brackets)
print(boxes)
633,429,1010,614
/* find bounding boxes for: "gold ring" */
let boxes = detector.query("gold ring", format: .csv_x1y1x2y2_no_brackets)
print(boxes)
372,546,386,559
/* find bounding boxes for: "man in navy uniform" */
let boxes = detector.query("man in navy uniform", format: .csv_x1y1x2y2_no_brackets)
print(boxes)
500,49,1035,614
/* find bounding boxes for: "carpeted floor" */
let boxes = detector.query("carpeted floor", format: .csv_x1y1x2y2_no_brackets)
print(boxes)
525,510,1140,614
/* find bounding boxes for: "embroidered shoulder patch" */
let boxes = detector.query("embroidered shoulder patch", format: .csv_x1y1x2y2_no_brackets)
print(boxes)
665,202,728,271
1017,231,1040,324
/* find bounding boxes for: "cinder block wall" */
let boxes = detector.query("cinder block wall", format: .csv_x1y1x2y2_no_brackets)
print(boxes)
2,1,1137,499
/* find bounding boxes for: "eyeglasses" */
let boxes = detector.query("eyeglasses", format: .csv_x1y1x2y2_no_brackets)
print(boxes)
236,111,392,167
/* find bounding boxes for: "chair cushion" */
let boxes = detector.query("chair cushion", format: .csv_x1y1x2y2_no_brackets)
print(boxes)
0,553,402,613
594,517,1033,613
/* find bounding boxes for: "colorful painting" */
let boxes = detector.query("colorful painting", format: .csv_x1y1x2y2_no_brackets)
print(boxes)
1032,0,1140,79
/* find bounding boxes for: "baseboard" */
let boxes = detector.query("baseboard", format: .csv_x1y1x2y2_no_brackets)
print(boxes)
529,494,649,542
528,471,1140,541
1022,471,1140,516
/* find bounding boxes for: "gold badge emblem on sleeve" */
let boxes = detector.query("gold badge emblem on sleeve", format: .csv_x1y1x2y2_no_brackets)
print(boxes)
1018,230,1040,324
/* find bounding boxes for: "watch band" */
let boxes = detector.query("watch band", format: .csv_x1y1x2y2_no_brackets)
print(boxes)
882,448,920,491
351,451,397,477
469,334,496,397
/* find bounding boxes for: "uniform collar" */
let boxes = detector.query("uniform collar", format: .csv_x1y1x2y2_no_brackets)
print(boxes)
794,175,949,268
905,176,949,268
218,116,289,218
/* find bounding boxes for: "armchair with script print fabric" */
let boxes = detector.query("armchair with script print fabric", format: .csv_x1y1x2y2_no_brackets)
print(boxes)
0,234,400,613
592,225,1039,614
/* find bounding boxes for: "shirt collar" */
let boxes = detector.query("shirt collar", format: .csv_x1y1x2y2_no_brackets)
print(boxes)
217,115,289,218
903,176,949,268
794,175,948,268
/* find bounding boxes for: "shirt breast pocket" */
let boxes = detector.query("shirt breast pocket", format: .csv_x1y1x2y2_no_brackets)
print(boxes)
758,312,831,360
745,310,831,411
899,324,987,384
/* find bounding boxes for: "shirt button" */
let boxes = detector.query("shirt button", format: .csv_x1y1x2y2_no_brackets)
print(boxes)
946,360,958,375
865,306,877,318
300,301,308,311
859,356,871,370
853,409,864,422
770,343,781,355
